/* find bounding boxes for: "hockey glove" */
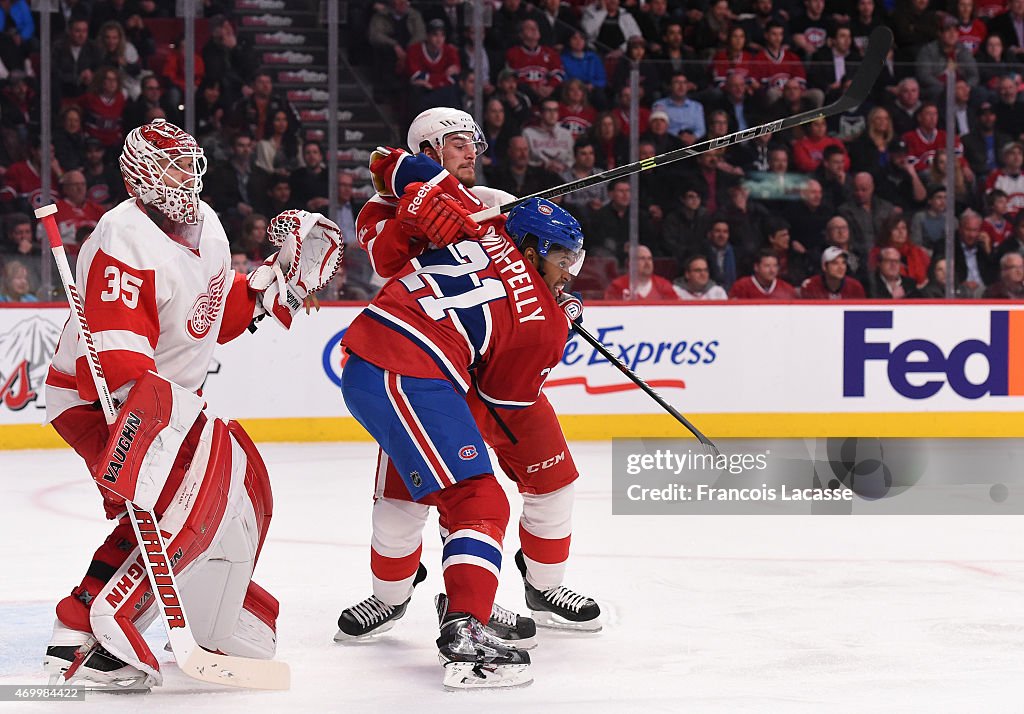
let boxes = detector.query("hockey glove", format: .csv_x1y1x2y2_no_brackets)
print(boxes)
396,181,485,247
558,290,584,327
248,209,344,329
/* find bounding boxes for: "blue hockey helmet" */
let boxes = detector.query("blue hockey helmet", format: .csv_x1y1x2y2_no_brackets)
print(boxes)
504,198,586,276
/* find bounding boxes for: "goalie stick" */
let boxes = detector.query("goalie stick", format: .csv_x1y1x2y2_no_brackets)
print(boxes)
35,204,290,691
571,323,718,452
469,25,894,222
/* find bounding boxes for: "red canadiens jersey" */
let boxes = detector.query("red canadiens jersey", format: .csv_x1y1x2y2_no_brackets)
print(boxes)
343,229,570,409
711,50,758,86
902,128,962,171
753,49,807,89
45,199,258,422
558,104,596,139
957,19,987,54
407,42,460,89
55,198,105,242
506,45,565,88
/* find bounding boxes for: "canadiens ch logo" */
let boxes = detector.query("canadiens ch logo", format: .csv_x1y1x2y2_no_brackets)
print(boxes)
459,445,478,461
186,269,227,340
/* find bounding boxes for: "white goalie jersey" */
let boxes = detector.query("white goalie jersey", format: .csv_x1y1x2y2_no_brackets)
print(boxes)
45,199,258,422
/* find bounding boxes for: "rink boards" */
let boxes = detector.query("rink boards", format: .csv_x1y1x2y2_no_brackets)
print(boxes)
1,301,1022,448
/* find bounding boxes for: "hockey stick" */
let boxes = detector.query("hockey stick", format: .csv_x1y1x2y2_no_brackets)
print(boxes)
470,25,893,222
571,323,718,452
35,204,290,691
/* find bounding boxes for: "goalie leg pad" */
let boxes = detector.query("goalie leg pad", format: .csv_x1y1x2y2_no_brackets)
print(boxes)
228,420,274,562
86,419,248,678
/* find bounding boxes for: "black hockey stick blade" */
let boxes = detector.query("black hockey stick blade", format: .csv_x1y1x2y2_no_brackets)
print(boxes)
571,323,718,452
469,25,893,222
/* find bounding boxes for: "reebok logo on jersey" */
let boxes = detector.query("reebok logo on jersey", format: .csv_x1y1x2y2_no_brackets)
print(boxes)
186,269,226,340
459,445,478,461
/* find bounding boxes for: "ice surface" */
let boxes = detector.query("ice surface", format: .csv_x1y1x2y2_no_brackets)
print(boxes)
1,442,1022,713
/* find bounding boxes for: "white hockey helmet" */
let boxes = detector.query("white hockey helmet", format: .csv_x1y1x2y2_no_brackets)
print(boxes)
406,107,488,156
120,119,208,225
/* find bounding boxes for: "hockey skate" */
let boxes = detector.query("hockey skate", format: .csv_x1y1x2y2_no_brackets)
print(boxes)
435,593,537,650
334,563,428,641
436,612,532,690
44,622,156,692
515,549,602,632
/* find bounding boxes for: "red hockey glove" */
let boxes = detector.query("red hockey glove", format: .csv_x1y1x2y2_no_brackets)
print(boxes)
396,181,485,247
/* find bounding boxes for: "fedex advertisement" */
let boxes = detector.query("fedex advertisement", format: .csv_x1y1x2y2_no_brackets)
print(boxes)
1,303,1021,444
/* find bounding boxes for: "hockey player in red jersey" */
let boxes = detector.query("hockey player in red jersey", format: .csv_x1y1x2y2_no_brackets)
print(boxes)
42,119,343,690
336,109,601,653
342,185,586,688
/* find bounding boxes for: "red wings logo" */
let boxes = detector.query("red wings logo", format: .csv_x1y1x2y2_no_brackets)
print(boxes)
186,269,226,340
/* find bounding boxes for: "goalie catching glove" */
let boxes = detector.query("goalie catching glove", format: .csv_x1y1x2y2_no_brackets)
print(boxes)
247,209,343,329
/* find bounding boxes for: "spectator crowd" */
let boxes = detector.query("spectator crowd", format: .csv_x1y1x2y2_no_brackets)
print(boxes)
2,0,1024,303
353,0,1024,301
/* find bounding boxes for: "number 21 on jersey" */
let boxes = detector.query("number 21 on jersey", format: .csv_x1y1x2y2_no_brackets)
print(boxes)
400,242,505,321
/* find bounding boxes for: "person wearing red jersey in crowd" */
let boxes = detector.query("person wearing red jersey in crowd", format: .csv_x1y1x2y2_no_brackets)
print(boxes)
985,141,1024,214
792,117,850,173
604,244,679,300
800,246,867,299
729,249,798,299
40,119,342,691
79,66,127,149
902,102,970,182
611,84,650,138
712,25,758,88
506,18,564,101
954,0,987,53
0,140,63,213
408,20,461,111
53,171,104,250
557,78,596,139
754,21,811,105
983,188,1013,245
671,254,727,300
868,214,930,287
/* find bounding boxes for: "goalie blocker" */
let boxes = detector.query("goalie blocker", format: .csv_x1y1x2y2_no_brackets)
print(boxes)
45,371,279,689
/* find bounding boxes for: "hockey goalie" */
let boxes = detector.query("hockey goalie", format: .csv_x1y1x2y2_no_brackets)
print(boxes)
40,119,342,691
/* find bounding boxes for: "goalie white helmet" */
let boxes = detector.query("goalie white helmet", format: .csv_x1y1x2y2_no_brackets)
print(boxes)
120,119,208,225
406,107,488,156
